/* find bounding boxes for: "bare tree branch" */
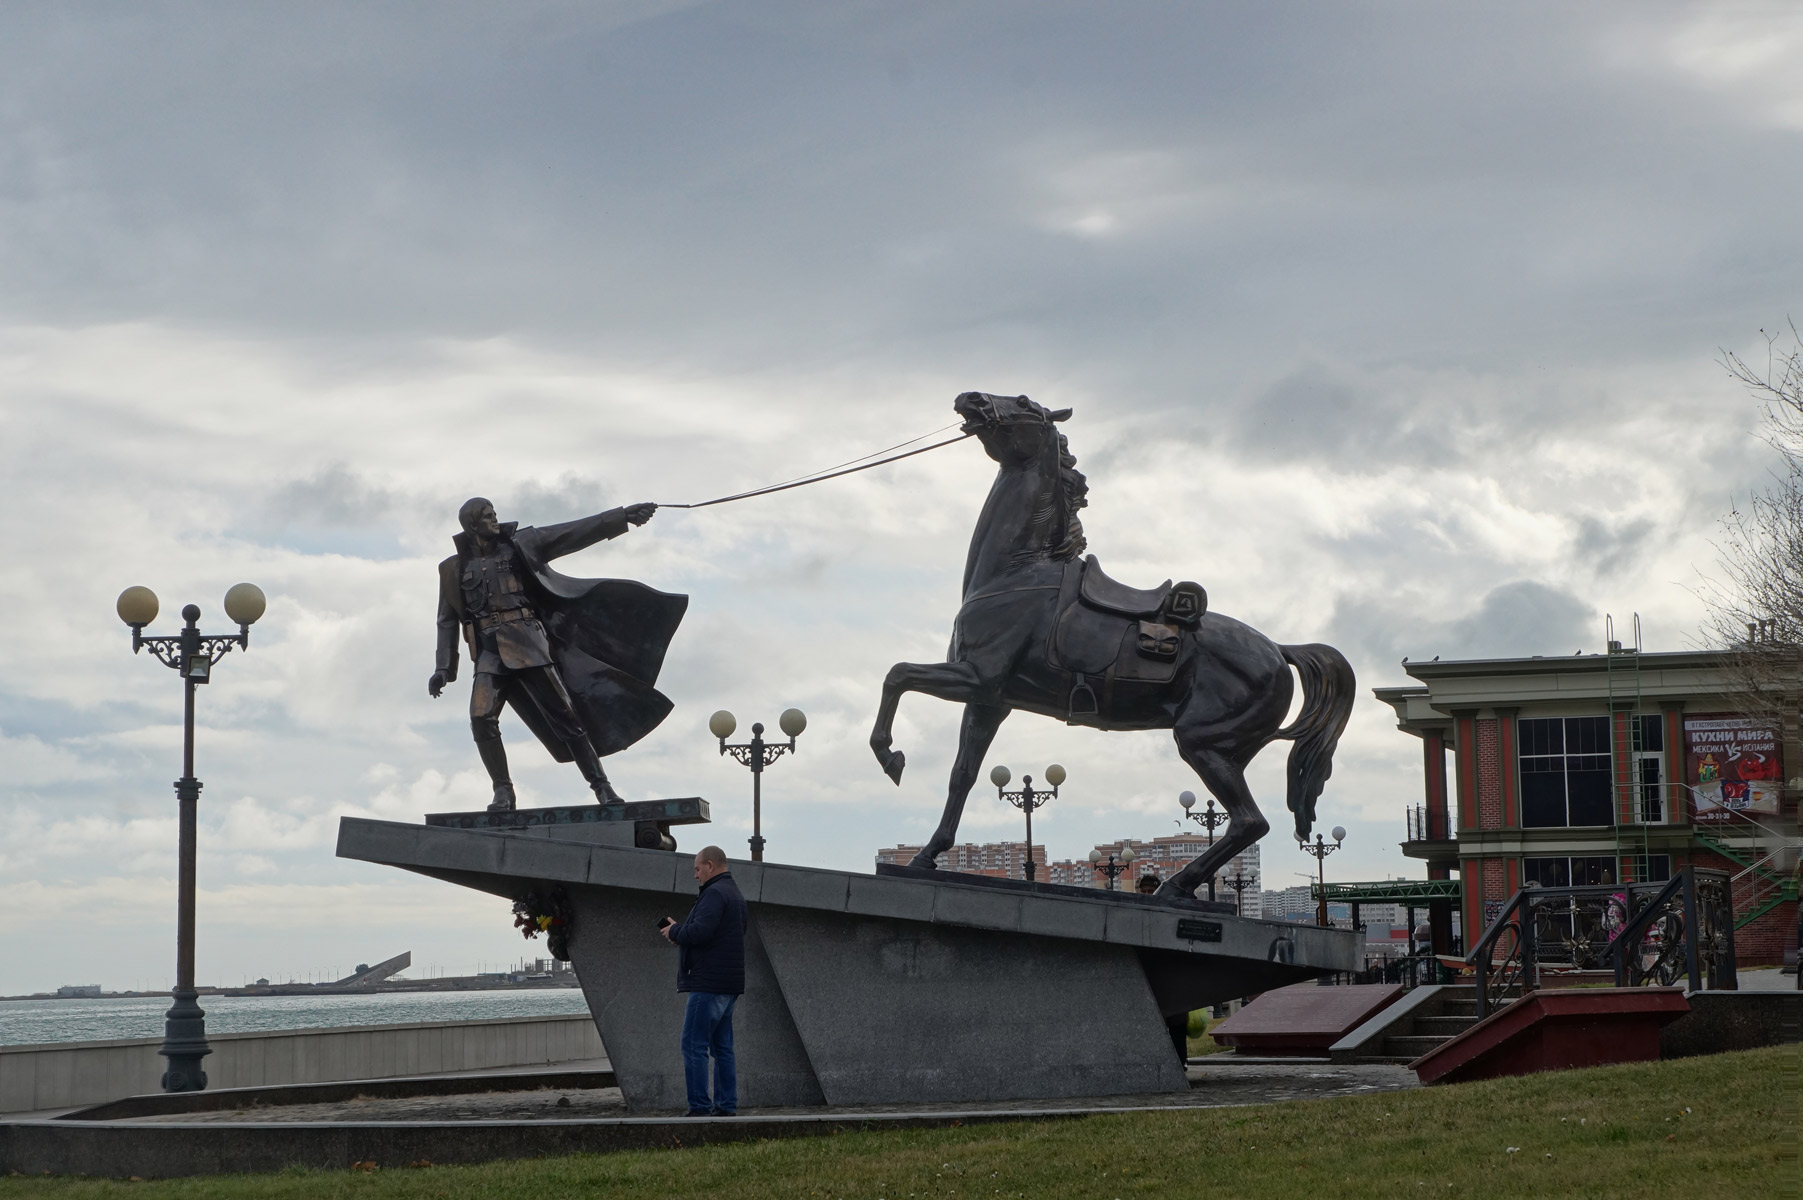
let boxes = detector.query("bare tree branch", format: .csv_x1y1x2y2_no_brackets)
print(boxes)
1703,323,1803,723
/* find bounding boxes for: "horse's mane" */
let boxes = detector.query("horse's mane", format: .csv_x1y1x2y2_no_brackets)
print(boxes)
1049,431,1088,561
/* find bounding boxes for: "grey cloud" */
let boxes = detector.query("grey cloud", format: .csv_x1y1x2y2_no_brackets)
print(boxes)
505,474,612,525
0,3,1796,390
1224,363,1459,467
1572,513,1657,577
1330,580,1596,670
246,465,405,558
1443,581,1597,660
265,465,397,528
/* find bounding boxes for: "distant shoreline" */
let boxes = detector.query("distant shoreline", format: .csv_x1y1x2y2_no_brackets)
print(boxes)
0,978,582,1003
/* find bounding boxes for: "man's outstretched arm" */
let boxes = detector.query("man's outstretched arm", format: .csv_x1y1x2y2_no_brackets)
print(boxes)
518,503,656,563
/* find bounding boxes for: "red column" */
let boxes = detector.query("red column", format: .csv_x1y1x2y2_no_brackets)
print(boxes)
1453,711,1479,832
1664,705,1688,826
1423,728,1450,840
1495,708,1520,829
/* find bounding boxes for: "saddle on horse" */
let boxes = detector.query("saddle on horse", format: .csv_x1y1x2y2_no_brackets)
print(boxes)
1047,555,1208,721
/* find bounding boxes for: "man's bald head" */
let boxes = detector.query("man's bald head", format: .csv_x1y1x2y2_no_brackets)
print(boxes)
693,845,728,883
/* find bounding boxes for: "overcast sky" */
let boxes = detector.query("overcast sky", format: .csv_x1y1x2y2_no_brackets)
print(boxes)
2,2,1799,995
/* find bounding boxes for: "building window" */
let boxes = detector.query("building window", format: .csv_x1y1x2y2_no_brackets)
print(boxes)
1643,854,1672,883
1522,855,1618,888
1518,716,1613,827
1635,714,1666,823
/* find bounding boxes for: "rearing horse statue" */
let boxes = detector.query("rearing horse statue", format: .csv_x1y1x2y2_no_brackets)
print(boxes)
869,392,1355,898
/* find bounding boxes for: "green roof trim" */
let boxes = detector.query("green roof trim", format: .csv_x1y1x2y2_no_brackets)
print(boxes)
1313,878,1462,903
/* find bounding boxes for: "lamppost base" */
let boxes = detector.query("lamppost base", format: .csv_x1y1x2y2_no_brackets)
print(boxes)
158,989,211,1093
748,834,766,863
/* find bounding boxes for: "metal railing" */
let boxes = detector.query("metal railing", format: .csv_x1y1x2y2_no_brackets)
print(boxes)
1466,867,1737,1020
1689,804,1801,929
1404,805,1451,843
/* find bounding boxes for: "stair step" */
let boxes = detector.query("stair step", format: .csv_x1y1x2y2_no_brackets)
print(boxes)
1415,1016,1475,1036
1440,1002,1480,1017
1383,1035,1447,1056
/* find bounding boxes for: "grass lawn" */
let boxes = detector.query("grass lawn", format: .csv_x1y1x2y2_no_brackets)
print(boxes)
2,1046,1794,1199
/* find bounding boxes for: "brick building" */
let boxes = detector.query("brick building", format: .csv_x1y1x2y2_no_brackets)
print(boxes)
874,841,1046,879
1064,836,1261,914
874,835,1260,908
1376,647,1800,966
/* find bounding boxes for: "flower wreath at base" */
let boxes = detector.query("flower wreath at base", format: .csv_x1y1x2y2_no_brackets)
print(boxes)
512,886,574,961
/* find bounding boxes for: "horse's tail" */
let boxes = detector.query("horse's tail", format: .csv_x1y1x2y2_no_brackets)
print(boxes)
1274,642,1356,839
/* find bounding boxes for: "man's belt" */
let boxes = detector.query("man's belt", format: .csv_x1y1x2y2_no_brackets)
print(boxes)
475,608,537,632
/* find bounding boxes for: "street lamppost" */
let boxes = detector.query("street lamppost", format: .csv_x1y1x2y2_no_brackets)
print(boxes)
710,708,806,862
1088,844,1135,890
991,763,1064,882
1179,789,1226,902
1298,825,1346,928
1224,869,1254,916
116,582,266,1093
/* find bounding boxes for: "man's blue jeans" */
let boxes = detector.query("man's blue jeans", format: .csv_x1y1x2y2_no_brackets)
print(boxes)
681,991,738,1114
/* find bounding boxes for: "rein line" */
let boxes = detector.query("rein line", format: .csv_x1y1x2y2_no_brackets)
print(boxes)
658,429,975,510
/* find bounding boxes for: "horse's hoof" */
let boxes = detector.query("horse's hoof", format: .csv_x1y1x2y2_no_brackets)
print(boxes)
1154,879,1195,900
906,850,938,870
883,751,906,785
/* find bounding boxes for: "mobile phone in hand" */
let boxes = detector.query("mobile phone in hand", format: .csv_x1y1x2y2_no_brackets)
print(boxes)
658,916,675,930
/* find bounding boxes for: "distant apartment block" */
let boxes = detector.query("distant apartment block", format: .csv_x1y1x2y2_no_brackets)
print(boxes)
874,834,1260,907
1063,837,1262,912
874,842,1046,880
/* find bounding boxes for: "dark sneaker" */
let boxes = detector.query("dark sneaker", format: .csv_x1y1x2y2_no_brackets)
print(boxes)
710,1109,736,1117
684,1109,711,1117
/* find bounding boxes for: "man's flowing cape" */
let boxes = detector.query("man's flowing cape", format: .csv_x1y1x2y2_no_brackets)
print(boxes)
439,510,688,758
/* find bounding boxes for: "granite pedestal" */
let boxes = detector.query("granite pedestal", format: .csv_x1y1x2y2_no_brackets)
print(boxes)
336,815,1357,1110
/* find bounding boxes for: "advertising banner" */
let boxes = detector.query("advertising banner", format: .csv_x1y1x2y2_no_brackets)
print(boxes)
1683,714,1783,821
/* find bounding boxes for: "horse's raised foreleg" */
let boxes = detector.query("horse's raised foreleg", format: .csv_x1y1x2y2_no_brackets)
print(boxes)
869,659,989,785
911,701,1010,869
1157,739,1270,900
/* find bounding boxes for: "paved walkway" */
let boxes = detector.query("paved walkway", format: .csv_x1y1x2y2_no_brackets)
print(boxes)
1735,967,1798,992
129,1059,1416,1124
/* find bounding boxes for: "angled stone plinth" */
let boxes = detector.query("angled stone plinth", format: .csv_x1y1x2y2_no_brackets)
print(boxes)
425,798,710,850
337,817,1357,1111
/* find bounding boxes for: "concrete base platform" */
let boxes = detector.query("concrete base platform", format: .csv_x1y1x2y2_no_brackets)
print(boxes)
337,817,1358,1112
0,1060,1416,1178
0,1108,1074,1179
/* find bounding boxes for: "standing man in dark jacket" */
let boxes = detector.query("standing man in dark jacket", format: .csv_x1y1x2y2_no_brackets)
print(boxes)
659,845,747,1116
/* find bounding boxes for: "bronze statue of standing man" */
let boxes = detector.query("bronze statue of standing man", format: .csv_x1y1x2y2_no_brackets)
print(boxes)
431,497,687,811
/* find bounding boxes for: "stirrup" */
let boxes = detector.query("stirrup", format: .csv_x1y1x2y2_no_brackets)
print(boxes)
1068,673,1099,719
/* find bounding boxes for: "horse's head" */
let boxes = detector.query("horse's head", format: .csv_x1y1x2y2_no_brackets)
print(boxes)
953,392,1087,570
953,392,1072,466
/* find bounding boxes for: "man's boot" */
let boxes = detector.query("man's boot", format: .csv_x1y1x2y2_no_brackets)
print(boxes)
477,737,516,812
567,737,623,805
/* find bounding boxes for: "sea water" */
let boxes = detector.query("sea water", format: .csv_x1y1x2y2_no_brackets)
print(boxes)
0,988,592,1047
